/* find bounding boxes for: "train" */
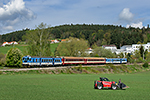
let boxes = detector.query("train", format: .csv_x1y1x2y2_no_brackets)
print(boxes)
22,55,127,67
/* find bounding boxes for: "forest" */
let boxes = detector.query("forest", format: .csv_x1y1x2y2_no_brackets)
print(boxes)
1,24,150,48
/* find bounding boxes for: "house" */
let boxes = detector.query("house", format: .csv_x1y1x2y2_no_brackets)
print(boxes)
85,47,93,54
1,41,18,46
61,39,67,42
50,39,59,44
2,42,9,46
132,43,150,52
120,45,133,54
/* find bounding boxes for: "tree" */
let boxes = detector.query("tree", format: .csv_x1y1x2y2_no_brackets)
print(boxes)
24,22,51,57
91,47,116,58
103,32,111,45
0,52,5,66
139,45,145,59
55,37,89,57
6,48,23,67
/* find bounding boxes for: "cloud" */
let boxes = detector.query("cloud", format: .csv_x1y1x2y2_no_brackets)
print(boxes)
119,8,145,28
126,22,143,29
119,8,134,23
0,0,36,34
3,26,13,30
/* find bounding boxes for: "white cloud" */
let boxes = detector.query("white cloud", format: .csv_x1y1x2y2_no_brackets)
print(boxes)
119,8,134,23
0,0,36,33
3,26,13,30
126,22,143,29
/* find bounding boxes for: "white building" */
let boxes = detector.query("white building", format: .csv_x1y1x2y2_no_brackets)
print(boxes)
101,43,150,56
102,45,117,50
120,45,133,54
132,43,150,52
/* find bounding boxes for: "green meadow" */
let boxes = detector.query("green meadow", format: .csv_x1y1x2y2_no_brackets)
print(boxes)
0,43,59,55
0,71,150,100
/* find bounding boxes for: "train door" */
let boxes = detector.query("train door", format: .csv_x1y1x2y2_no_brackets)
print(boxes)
120,59,122,64
40,58,41,66
84,59,87,64
62,57,65,65
53,58,54,66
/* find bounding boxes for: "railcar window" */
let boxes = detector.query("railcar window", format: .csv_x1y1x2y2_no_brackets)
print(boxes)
55,60,60,62
113,59,120,61
88,59,104,61
42,59,43,62
36,59,37,62
33,59,34,62
49,59,52,62
66,59,84,61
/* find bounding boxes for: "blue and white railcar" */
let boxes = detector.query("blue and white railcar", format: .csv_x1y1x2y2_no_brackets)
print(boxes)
106,58,122,64
22,55,62,66
29,57,41,66
112,58,121,64
54,58,62,65
40,57,53,66
22,56,30,66
22,56,41,66
120,58,127,64
105,58,113,63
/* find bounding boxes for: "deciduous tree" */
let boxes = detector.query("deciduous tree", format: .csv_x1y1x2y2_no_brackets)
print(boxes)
55,37,89,57
91,47,116,58
24,22,51,56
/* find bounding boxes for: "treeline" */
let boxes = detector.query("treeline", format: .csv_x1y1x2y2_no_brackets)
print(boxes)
1,24,150,48
0,28,30,44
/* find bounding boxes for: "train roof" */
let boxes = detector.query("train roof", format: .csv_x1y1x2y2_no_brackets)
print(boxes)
63,57,105,59
23,55,61,58
106,58,127,59
63,57,85,59
84,57,105,59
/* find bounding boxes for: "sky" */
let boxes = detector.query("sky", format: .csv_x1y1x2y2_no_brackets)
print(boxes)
0,0,150,34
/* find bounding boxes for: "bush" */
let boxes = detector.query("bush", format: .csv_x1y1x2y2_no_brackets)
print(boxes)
0,58,6,67
5,48,23,67
0,53,5,66
143,62,149,68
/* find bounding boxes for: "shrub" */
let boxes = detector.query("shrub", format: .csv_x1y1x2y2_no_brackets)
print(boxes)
0,58,6,67
143,62,149,68
0,53,5,66
5,48,23,67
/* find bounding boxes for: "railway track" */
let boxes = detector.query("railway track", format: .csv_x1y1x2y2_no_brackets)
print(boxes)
0,63,147,72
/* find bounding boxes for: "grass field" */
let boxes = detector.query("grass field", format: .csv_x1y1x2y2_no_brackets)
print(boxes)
0,43,59,55
0,71,150,100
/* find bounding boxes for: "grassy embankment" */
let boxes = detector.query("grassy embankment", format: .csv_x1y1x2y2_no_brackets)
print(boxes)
0,70,150,100
0,43,59,55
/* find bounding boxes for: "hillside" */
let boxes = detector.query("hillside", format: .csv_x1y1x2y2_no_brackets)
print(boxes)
0,43,59,55
1,24,150,48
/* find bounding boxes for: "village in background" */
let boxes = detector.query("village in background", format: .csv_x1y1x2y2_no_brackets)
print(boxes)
1,39,150,57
